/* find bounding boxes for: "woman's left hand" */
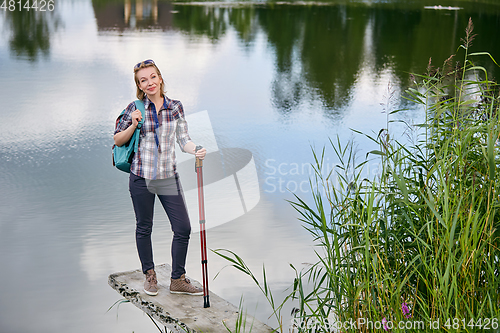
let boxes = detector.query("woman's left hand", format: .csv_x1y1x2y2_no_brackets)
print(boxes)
195,147,207,160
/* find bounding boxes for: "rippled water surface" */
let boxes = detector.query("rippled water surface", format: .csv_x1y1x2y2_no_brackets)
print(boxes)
1,0,499,332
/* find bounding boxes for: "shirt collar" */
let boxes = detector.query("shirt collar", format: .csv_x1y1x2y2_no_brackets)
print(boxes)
143,95,171,111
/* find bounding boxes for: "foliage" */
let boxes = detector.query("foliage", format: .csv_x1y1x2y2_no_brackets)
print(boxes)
216,18,500,332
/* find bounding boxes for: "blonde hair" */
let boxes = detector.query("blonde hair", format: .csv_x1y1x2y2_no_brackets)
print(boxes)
133,60,166,100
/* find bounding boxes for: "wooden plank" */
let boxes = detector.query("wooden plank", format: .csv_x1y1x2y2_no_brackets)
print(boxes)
108,264,274,333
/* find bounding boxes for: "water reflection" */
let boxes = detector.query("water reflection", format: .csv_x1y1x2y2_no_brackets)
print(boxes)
285,5,366,110
4,8,61,60
87,0,500,117
173,5,229,40
92,0,175,30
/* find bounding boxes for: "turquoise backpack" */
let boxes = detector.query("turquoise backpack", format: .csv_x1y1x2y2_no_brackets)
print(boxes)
112,100,146,173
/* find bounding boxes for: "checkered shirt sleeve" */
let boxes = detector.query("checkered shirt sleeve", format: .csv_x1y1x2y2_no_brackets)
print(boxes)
173,101,192,152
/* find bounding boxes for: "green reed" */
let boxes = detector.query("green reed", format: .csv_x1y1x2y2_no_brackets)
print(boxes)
215,18,499,332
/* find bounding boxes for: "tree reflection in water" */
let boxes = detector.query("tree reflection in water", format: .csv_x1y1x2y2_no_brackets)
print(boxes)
91,0,500,116
5,9,61,61
6,0,500,114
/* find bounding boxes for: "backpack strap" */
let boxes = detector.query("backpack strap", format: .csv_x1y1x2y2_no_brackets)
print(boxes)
133,100,146,153
134,100,146,129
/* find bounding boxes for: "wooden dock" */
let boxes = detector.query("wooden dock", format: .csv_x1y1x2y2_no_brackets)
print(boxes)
108,264,274,333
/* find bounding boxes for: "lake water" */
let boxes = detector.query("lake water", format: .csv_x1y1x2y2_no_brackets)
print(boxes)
0,0,499,332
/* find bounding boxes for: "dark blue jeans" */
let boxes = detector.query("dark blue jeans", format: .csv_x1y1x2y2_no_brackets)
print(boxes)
129,172,191,279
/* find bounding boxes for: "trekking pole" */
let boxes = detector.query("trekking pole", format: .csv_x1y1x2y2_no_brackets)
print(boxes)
195,145,210,308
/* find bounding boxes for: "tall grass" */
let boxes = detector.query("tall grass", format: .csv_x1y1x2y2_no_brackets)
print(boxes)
216,19,499,332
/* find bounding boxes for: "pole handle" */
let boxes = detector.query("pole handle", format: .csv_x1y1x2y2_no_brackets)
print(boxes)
195,145,203,169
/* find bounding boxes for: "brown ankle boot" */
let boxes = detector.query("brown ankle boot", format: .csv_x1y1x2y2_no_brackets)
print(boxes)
144,269,158,296
169,274,203,296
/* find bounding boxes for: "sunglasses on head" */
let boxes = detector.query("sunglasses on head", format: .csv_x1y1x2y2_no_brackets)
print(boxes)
134,59,155,70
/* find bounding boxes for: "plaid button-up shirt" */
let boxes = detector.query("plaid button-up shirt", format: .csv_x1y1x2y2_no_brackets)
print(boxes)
114,96,192,179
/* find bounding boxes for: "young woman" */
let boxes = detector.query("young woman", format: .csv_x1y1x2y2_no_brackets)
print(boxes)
114,59,206,296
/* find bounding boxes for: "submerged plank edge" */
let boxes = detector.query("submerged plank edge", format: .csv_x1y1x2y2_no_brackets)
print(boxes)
108,263,273,333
